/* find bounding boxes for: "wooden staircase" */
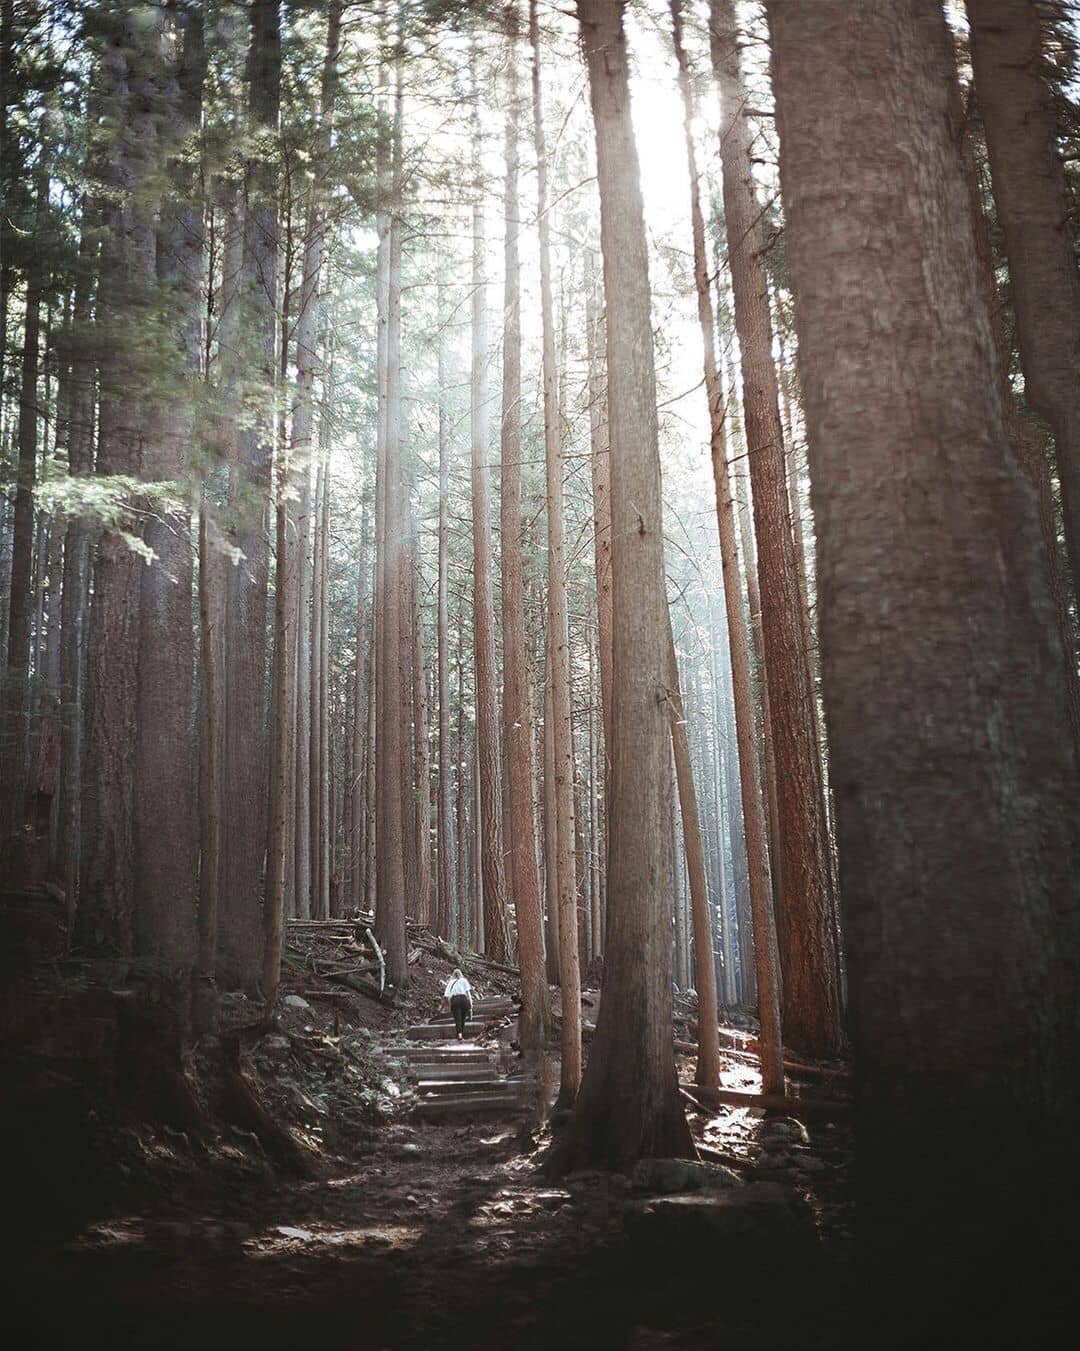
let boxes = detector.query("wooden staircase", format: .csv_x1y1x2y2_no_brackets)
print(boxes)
403,996,534,1122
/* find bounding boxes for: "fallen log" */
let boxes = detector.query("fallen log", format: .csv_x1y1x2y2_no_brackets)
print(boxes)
432,936,520,977
281,950,393,1005
680,1082,851,1118
673,1038,851,1082
365,927,385,992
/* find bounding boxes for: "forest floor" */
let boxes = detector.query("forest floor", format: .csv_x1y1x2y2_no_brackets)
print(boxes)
5,906,856,1348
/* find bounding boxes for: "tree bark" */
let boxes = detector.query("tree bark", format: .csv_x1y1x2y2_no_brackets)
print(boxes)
374,61,408,987
134,5,205,996
469,68,511,963
550,0,695,1171
531,0,580,1095
436,345,455,940
501,2,548,1049
665,624,722,1089
768,0,1080,1278
710,0,841,1059
967,0,1080,594
670,0,783,1089
220,0,280,990
81,14,160,955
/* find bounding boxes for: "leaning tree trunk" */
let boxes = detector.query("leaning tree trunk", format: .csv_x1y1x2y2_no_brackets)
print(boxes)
501,2,548,1050
768,0,1080,1283
967,0,1080,596
550,0,695,1173
710,0,841,1060
531,0,580,1096
670,0,784,1091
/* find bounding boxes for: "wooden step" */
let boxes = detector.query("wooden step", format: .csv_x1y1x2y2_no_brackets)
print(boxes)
415,1078,509,1096
406,1022,487,1040
399,1046,490,1063
406,1064,500,1082
413,1090,526,1120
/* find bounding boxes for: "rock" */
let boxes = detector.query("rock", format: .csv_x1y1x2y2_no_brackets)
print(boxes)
283,994,311,1010
631,1157,743,1195
759,1117,809,1145
624,1183,814,1254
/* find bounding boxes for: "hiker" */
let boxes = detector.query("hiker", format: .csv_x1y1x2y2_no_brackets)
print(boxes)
444,968,473,1039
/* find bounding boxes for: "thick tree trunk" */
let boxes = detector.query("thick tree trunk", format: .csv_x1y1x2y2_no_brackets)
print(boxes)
967,0,1080,594
220,0,280,990
81,16,161,955
670,0,782,1088
531,0,580,1095
469,78,511,963
710,0,841,1059
134,7,205,996
501,4,548,1049
3,173,45,835
768,0,1080,1285
550,0,694,1171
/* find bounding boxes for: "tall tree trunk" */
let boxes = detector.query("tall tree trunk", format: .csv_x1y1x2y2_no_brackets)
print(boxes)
531,0,580,1093
710,0,841,1059
502,2,548,1048
768,0,1080,1284
436,346,454,940
262,379,290,1003
543,639,561,985
670,0,782,1088
350,494,369,912
469,69,511,962
317,390,332,919
220,0,280,989
3,171,46,835
374,61,408,987
134,6,205,996
409,517,433,926
585,252,613,784
666,626,722,1089
585,252,611,950
81,15,161,953
967,0,1080,594
58,211,97,928
551,0,695,1171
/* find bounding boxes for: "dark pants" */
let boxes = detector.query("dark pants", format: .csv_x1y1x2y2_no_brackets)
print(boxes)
450,994,471,1037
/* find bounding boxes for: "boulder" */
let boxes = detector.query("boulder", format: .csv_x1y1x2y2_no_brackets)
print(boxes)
283,994,311,1010
624,1182,815,1254
630,1157,742,1195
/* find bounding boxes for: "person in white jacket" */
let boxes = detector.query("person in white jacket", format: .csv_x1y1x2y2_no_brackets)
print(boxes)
443,968,473,1039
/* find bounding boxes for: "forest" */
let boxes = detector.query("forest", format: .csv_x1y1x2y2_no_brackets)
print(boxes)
2,0,1078,1344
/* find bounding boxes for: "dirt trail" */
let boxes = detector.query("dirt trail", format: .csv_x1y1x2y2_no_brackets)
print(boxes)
9,927,855,1347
